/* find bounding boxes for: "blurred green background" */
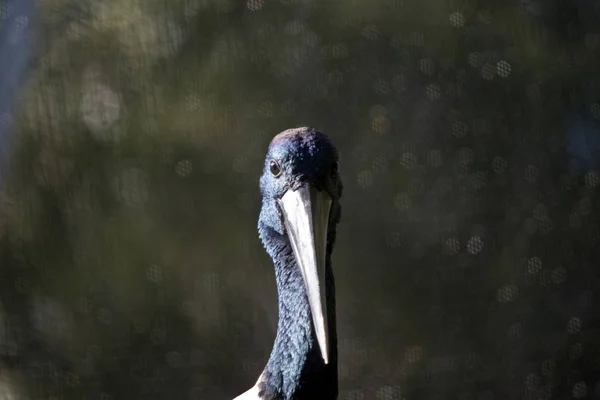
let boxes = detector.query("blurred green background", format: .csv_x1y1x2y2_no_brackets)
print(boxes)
1,0,600,398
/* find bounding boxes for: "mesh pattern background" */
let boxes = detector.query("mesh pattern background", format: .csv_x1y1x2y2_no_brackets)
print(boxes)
1,0,600,398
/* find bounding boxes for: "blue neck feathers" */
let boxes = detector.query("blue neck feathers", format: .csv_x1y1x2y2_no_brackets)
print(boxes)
257,222,338,400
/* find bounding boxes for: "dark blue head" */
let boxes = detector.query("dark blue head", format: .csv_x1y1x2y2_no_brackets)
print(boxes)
259,127,342,237
255,127,342,399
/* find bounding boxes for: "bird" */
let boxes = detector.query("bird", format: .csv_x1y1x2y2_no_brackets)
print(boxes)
234,127,343,400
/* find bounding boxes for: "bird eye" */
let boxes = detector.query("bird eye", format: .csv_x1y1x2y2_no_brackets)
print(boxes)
269,160,282,177
330,161,339,177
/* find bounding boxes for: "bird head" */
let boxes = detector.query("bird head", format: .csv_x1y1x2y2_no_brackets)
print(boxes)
258,127,342,365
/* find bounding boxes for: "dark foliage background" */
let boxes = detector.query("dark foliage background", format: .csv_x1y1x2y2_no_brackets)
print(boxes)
1,0,600,398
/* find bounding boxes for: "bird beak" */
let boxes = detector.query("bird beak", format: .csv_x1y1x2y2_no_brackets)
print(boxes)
278,184,332,364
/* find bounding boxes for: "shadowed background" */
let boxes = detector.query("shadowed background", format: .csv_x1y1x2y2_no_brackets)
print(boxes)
1,0,600,398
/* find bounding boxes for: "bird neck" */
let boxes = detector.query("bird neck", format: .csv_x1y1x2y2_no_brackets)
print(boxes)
257,222,338,400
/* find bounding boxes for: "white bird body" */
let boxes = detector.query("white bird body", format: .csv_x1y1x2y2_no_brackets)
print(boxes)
233,382,260,400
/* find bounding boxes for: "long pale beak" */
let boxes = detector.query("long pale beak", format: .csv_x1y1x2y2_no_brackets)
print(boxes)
278,184,332,364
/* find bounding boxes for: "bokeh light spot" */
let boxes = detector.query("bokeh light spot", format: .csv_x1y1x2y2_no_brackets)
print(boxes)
497,285,519,303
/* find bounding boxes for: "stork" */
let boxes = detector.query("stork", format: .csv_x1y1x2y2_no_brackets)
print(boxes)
234,127,342,400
